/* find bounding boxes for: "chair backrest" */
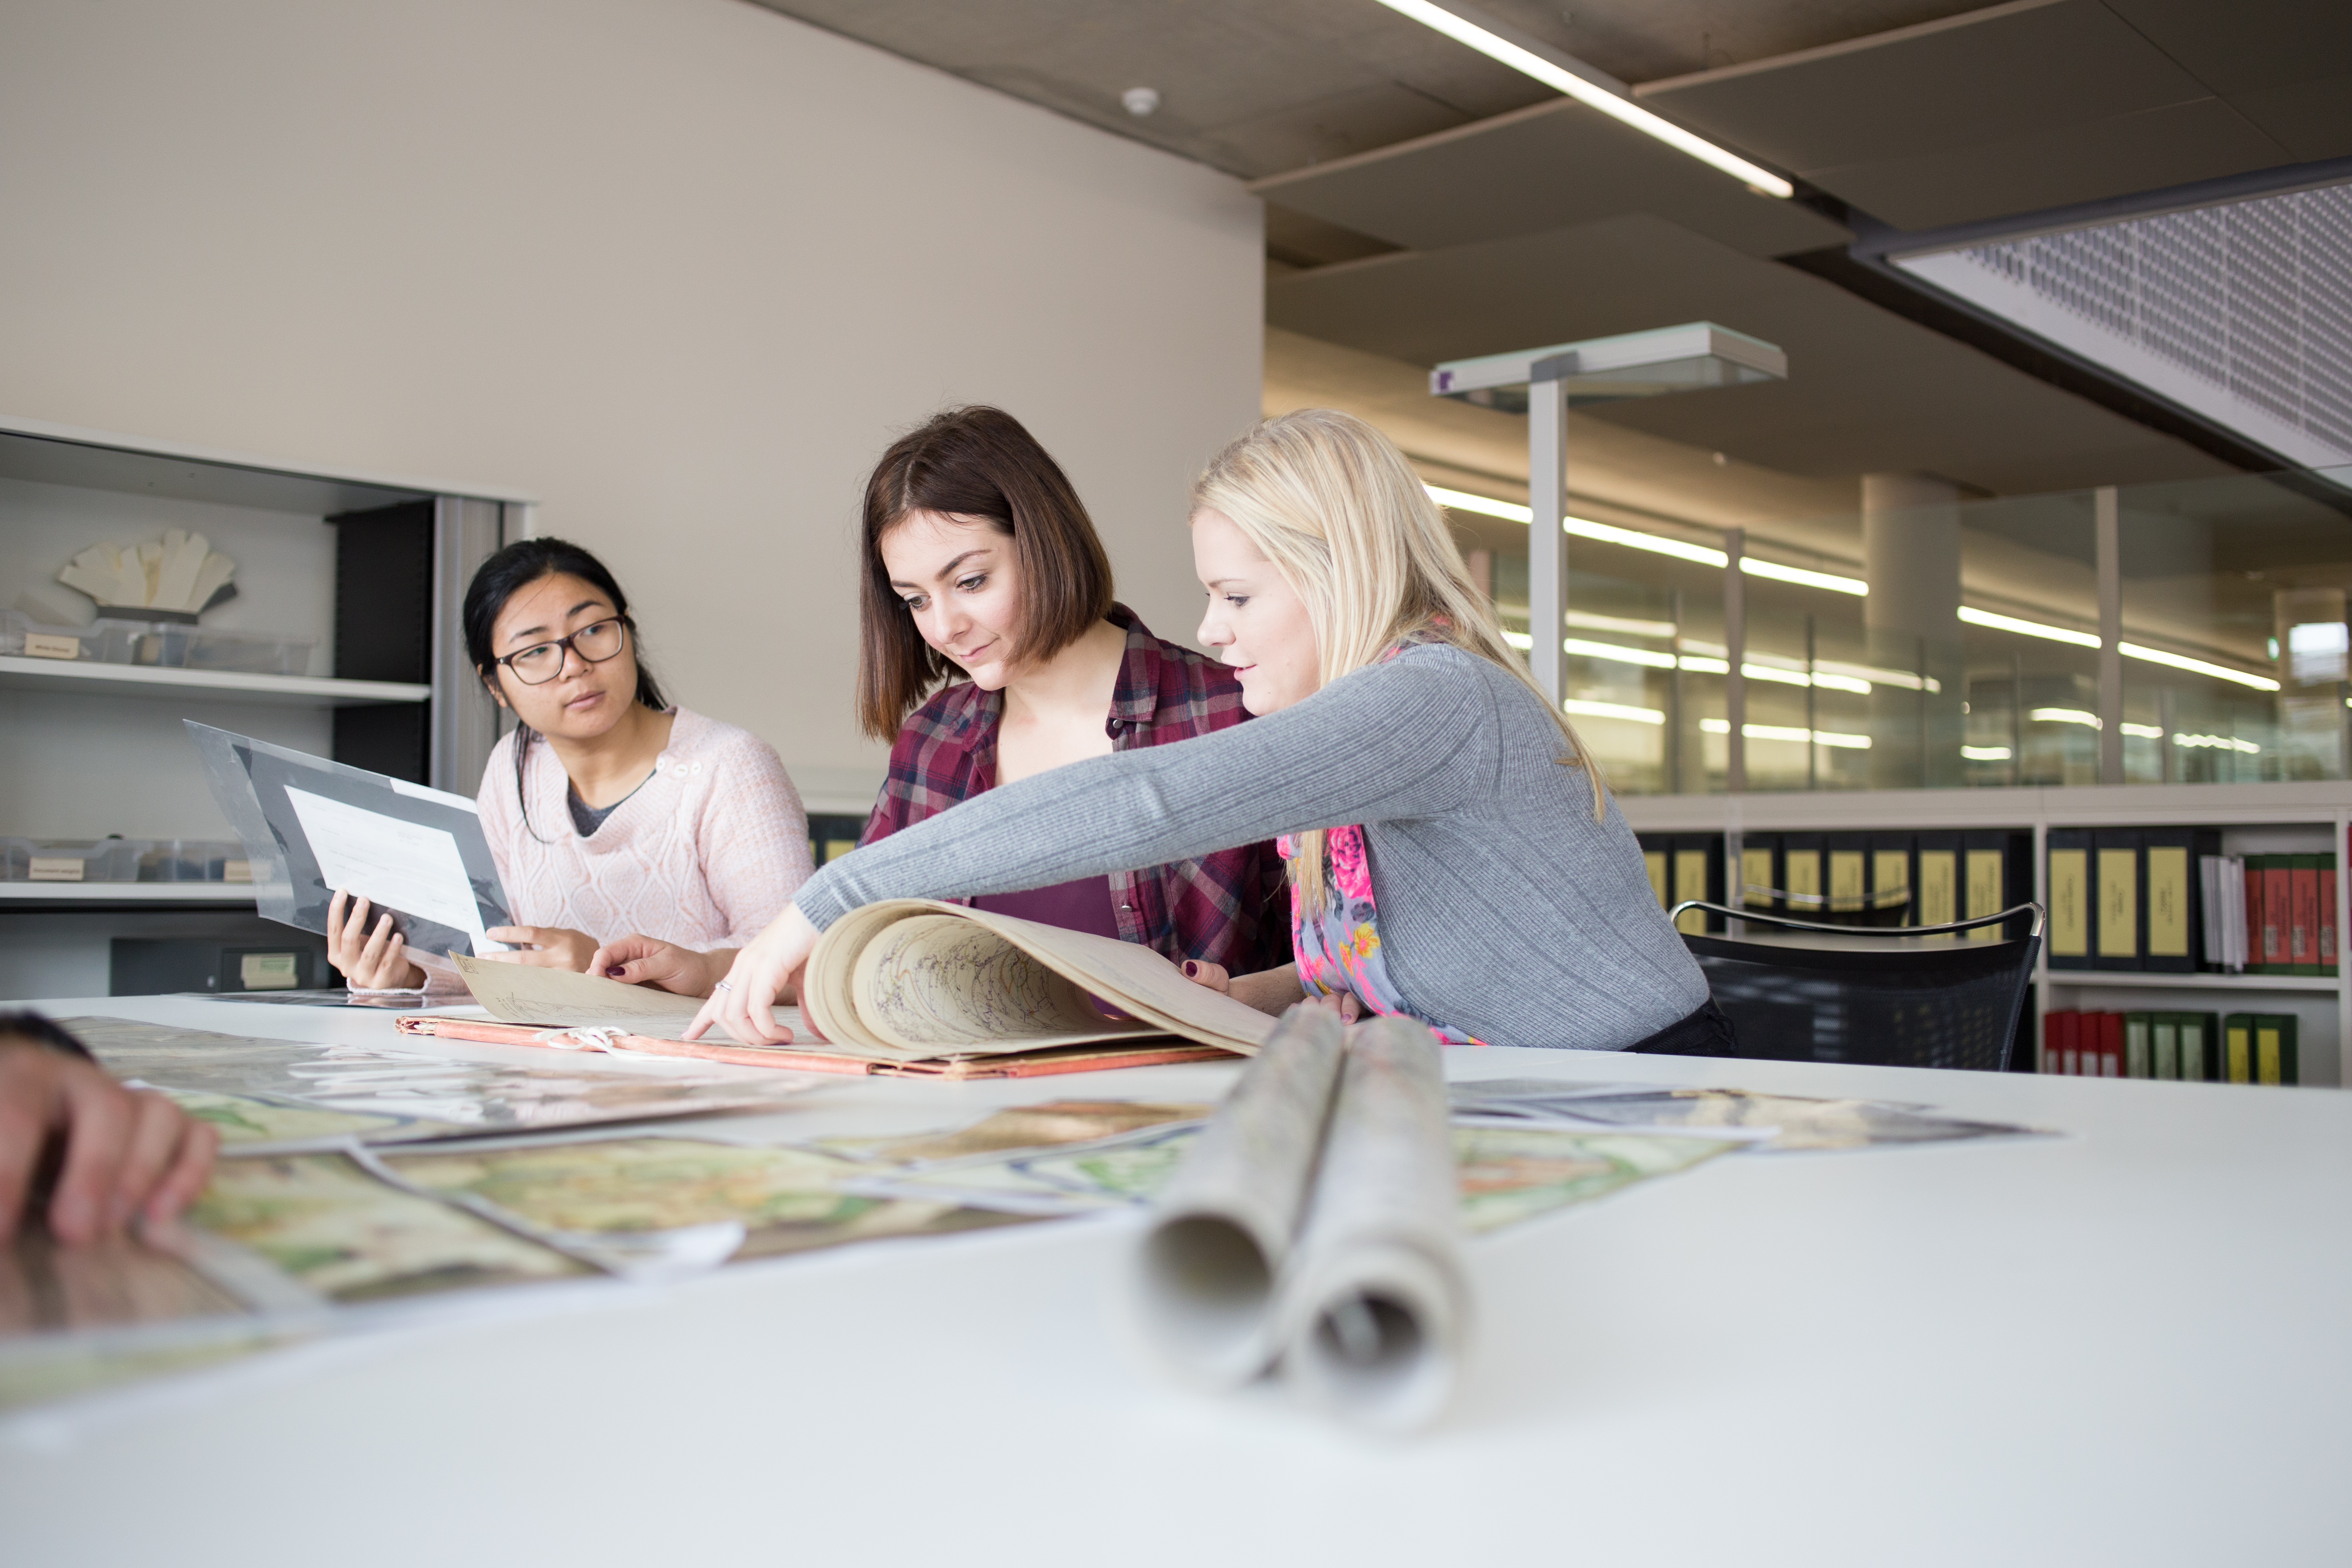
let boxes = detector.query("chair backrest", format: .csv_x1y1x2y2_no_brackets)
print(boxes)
1669,900,2043,1072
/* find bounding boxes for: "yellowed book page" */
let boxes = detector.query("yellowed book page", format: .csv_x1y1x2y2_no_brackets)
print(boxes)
808,900,1274,1055
848,913,1152,1052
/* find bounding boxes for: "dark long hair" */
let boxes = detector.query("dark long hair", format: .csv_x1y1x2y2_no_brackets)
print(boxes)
856,407,1115,738
463,537,667,834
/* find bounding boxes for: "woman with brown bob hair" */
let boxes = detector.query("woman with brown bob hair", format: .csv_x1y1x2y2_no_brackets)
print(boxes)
849,405,1282,972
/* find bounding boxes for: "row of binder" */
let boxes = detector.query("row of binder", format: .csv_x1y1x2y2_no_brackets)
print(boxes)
2046,830,2339,974
2043,1009,2300,1084
1637,831,2034,940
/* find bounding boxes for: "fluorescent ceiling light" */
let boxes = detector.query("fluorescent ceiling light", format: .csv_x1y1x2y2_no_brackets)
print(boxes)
1961,745,2012,761
1563,636,1677,669
2030,707,2101,729
2119,722,2165,739
1958,606,2101,648
1369,0,1794,199
2173,732,2261,753
1427,486,1864,593
2118,641,2280,692
1700,718,1870,748
1740,558,1867,596
1563,698,1665,725
1566,610,1678,638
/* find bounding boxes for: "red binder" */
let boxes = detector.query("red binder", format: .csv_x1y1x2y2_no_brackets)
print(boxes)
2094,1011,2123,1076
2044,1009,2076,1075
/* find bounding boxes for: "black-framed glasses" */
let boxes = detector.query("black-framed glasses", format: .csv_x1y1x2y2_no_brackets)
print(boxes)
496,619,628,685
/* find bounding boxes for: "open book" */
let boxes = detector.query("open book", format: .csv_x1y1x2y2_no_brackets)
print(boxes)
396,901,1276,1078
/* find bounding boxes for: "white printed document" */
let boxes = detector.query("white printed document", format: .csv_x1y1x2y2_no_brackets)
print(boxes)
285,787,496,956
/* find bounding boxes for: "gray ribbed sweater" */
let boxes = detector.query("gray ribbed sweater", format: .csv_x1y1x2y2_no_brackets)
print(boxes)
795,643,1709,1050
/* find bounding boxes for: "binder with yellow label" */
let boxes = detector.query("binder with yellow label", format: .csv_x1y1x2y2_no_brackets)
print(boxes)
1740,838,1778,912
2224,1014,2253,1084
1916,833,1960,940
2048,830,2092,969
1782,834,1824,919
2095,830,2142,970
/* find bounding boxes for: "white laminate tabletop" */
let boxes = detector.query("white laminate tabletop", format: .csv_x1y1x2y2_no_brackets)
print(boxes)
3,994,2345,1568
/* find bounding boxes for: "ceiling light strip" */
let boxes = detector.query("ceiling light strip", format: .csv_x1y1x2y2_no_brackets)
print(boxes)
1370,0,1795,198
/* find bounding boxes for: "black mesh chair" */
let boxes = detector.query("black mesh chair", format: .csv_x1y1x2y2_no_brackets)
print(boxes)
1667,900,2044,1072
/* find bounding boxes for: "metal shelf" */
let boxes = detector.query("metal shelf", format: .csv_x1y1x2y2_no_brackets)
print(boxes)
0,655,429,706
2044,970,2341,993
0,882,258,909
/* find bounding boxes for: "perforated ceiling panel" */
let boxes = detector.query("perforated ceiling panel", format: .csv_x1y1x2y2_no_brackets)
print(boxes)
1899,183,2352,469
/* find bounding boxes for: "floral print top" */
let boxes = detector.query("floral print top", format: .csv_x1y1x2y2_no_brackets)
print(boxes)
1277,625,1486,1047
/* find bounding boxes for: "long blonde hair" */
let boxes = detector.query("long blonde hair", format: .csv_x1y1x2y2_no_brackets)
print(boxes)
1191,409,1606,909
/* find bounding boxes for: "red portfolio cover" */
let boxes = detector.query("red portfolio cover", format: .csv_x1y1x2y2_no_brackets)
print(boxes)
2044,1009,2076,1074
2262,861,2291,969
2325,861,2340,976
2291,860,2320,968
2096,1012,2124,1076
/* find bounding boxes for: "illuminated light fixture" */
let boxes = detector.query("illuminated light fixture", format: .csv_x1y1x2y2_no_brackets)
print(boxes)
2030,707,2101,729
1563,636,1677,669
1369,0,1795,198
1501,629,1534,650
1741,558,1868,596
1564,698,1665,725
2173,732,2261,754
2117,641,2280,692
1569,609,1678,638
1678,654,1730,674
1961,745,2013,762
1701,718,1871,749
1958,606,2101,648
2119,722,2165,739
1428,485,1532,523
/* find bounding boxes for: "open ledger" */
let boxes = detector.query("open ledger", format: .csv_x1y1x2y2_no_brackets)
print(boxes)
397,900,1277,1077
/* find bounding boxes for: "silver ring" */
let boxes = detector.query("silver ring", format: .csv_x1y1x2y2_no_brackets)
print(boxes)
712,980,732,993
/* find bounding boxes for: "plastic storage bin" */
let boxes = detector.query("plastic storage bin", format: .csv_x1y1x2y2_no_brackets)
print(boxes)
138,839,253,883
85,618,317,677
0,609,98,661
3,837,149,883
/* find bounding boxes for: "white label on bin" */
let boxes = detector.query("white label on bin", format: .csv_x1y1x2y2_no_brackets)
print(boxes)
23,633,80,660
223,859,253,883
240,952,300,989
29,857,85,882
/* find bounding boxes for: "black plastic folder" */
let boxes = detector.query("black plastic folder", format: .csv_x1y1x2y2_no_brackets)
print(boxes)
187,720,514,958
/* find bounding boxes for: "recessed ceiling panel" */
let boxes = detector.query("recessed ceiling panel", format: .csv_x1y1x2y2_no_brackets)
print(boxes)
1809,97,2290,231
1251,98,1849,258
1267,216,2228,492
1636,0,2212,172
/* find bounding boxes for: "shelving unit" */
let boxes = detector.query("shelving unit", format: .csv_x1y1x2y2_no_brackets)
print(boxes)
1621,781,2352,1086
0,655,431,707
0,415,531,996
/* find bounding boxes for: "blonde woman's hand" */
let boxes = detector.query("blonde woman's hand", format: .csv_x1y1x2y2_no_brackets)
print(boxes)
326,890,426,990
1182,959,1310,1017
686,906,820,1045
585,936,731,997
480,925,598,972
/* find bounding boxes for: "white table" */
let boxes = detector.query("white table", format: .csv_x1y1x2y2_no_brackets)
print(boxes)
4,994,2346,1567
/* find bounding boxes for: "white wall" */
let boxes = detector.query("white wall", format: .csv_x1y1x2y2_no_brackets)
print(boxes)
0,0,1263,811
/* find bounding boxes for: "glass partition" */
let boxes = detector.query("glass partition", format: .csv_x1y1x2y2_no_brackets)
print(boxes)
1451,463,2352,795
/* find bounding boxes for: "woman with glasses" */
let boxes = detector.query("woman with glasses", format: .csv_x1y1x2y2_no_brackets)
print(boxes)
326,538,812,997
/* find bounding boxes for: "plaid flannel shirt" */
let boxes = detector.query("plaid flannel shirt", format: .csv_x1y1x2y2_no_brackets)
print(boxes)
861,604,1287,974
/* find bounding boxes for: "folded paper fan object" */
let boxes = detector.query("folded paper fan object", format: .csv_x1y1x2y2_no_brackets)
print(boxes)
58,529,237,614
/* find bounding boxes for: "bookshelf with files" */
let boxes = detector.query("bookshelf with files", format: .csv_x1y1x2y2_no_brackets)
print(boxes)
0,415,530,1000
1623,781,2352,1087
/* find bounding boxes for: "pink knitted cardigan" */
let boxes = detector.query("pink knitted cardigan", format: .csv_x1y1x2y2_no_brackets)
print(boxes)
384,707,812,997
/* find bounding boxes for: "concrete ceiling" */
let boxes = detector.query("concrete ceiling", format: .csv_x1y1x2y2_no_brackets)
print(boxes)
745,0,2316,508
1640,0,2352,231
1267,214,2235,496
744,0,1987,181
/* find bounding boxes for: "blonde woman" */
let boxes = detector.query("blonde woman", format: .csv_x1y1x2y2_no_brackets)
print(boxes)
665,410,1721,1054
